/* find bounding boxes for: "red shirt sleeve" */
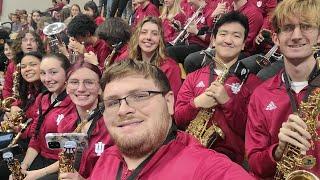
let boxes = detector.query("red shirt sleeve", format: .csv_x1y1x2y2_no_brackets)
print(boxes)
95,17,105,26
2,61,15,98
159,58,182,100
174,72,201,129
240,3,263,53
245,91,278,178
27,95,42,152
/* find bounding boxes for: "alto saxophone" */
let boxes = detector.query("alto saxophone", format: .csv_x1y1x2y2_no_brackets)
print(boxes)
59,141,77,179
3,151,25,180
0,63,25,132
186,58,227,148
274,88,320,180
58,109,95,178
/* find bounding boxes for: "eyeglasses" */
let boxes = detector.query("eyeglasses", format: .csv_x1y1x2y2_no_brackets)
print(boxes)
279,23,316,34
67,79,98,90
104,90,164,114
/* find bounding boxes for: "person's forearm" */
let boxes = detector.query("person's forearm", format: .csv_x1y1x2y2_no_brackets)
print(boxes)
22,147,39,168
37,161,59,178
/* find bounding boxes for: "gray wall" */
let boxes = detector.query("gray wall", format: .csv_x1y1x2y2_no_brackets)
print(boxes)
0,0,99,23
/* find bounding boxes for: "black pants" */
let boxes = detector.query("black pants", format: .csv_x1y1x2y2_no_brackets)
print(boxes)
27,155,58,180
110,0,129,17
166,44,205,64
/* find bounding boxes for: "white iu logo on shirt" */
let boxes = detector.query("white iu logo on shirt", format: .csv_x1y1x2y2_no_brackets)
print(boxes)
95,142,105,156
56,114,64,125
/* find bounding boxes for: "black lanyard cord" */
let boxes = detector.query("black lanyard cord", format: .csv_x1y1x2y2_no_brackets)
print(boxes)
283,65,318,113
116,124,177,180
34,90,68,137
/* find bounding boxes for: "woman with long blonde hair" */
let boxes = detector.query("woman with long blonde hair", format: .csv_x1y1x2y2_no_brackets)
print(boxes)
160,0,187,44
127,16,182,99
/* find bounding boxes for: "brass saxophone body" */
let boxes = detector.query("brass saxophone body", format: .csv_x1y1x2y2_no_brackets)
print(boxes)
3,151,25,180
58,110,95,178
186,58,228,147
0,63,24,132
59,141,77,179
274,88,320,180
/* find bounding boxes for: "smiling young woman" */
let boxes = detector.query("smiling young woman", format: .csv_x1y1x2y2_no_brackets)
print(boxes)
17,53,73,180
27,61,113,180
123,16,182,99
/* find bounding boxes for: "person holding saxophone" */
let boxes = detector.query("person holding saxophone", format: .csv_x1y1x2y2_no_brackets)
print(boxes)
175,11,261,165
25,61,113,180
17,54,73,180
246,0,320,178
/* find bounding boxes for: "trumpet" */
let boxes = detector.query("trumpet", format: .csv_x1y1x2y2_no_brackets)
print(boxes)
43,22,67,54
68,40,84,64
69,50,79,64
169,5,204,46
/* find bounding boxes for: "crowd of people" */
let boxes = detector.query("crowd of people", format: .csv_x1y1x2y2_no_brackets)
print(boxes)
0,0,319,179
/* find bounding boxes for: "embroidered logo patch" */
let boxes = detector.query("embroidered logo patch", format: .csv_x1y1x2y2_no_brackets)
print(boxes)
196,81,205,88
257,0,262,7
200,17,205,24
95,142,105,156
226,83,241,94
56,114,64,125
266,101,277,111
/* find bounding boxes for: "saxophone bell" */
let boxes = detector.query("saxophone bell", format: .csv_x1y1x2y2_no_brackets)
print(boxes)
286,170,319,180
0,110,25,133
0,97,17,112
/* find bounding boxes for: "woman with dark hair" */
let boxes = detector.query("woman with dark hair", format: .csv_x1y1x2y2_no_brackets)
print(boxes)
118,16,182,99
84,1,105,26
23,61,113,180
64,4,82,25
17,53,73,180
3,30,45,100
3,52,45,151
1,39,11,96
30,10,42,31
96,17,131,62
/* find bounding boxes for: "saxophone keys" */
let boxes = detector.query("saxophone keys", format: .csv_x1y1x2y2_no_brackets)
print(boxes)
301,155,316,169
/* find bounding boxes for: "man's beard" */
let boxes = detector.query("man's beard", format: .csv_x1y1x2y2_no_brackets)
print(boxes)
108,113,170,159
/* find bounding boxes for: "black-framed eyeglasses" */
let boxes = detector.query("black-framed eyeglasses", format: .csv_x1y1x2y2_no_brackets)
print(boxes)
104,90,164,113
